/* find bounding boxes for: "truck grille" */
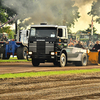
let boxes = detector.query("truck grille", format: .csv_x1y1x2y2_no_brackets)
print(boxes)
37,41,45,54
29,41,54,55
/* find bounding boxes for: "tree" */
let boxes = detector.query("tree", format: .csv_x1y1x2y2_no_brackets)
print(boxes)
0,0,17,24
85,24,97,34
0,7,8,23
0,26,15,39
88,0,100,24
0,0,16,39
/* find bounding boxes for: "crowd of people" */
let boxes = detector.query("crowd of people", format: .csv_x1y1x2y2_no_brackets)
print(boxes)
68,38,98,49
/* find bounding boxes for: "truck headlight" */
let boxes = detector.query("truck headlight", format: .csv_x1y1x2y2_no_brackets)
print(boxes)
51,52,55,55
29,52,32,55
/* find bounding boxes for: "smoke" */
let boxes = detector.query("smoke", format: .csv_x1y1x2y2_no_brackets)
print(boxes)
74,0,96,7
2,0,80,28
2,0,97,29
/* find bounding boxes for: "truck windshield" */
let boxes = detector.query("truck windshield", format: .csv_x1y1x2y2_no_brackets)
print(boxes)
30,27,57,38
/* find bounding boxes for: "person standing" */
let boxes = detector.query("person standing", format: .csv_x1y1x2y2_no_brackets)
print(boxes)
92,41,100,50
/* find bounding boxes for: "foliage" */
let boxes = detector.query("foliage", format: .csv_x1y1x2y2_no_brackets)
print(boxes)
8,30,15,39
0,0,16,39
0,26,15,39
88,0,100,24
0,0,17,24
0,7,8,23
85,24,97,34
77,24,97,35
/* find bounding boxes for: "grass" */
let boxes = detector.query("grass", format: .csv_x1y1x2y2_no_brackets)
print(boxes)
0,57,29,62
0,68,100,79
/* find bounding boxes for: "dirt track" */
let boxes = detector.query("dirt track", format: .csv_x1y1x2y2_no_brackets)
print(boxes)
0,62,100,99
0,73,100,99
0,62,100,74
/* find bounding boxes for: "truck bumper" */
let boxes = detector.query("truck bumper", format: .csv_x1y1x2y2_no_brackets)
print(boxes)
28,54,56,62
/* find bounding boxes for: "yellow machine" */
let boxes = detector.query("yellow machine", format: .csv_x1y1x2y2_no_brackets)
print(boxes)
88,50,100,65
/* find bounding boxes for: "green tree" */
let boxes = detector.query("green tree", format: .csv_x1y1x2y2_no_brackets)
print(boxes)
0,26,15,39
85,24,97,34
88,0,100,23
0,0,16,39
0,0,17,24
0,7,8,23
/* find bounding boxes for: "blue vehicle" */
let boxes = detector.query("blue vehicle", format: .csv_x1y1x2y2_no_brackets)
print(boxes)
0,30,28,59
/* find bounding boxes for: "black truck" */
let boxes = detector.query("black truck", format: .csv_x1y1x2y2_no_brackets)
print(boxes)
28,23,68,67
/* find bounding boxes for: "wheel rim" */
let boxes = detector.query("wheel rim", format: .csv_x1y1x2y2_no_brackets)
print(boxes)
23,51,27,59
83,56,87,65
60,54,66,67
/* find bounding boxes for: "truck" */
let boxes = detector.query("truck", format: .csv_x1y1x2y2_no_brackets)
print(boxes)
27,23,88,67
0,30,28,59
0,16,29,60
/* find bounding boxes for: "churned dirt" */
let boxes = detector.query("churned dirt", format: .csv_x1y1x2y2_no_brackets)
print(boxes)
0,62,100,74
0,62,100,99
0,72,100,99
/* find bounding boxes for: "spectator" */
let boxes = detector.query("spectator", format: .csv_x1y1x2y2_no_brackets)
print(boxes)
92,41,100,50
75,41,85,49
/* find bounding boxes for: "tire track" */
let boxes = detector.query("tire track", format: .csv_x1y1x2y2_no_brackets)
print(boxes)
0,73,100,99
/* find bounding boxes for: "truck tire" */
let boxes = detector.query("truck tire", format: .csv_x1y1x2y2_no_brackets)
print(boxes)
59,53,66,67
0,46,4,54
2,50,10,59
32,58,40,66
17,47,28,59
74,53,87,66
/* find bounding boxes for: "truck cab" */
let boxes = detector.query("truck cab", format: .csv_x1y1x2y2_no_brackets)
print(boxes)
28,23,68,67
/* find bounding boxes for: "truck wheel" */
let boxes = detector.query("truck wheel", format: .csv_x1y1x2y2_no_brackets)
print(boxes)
17,47,28,59
74,53,87,66
32,58,40,66
2,51,10,59
59,53,66,67
0,46,4,54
